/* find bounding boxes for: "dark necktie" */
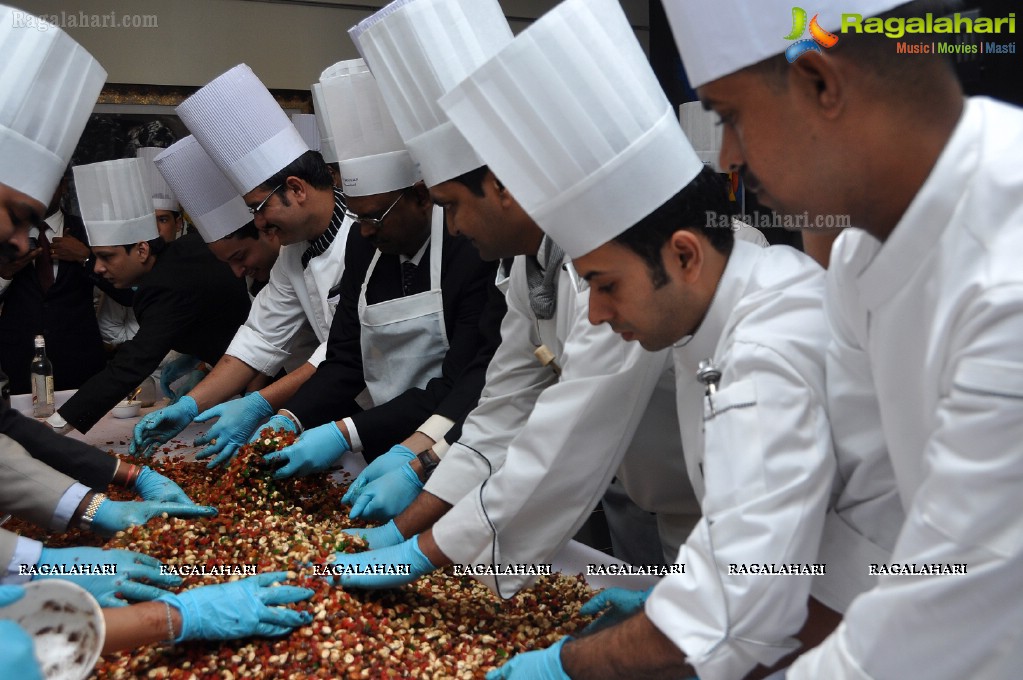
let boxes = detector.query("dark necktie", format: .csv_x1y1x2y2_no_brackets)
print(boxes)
402,260,418,296
36,229,54,293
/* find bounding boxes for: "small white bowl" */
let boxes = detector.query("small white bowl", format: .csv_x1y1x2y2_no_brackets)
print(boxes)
0,580,105,680
111,400,141,419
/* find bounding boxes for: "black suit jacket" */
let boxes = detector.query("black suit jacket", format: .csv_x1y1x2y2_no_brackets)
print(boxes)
0,401,117,490
59,232,250,433
285,221,504,459
0,212,106,393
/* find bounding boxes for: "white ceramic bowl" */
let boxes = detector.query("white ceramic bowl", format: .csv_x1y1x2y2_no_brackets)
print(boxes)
0,580,105,680
111,400,141,419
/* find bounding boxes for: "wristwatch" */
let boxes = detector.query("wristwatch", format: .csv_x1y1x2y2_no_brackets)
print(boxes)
417,450,439,480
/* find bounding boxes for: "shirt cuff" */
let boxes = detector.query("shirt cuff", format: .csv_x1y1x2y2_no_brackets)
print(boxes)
0,276,12,294
51,482,91,532
5,537,43,584
433,439,450,459
342,417,362,452
417,415,455,445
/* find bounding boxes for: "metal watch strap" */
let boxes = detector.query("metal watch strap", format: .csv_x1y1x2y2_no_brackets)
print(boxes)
79,492,107,530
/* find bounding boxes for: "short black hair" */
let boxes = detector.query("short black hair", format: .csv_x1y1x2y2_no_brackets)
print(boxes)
257,150,334,193
448,165,491,197
613,166,737,288
223,221,260,241
122,237,167,255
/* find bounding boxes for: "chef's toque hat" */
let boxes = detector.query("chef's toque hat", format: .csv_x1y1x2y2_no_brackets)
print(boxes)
0,5,106,205
664,0,910,89
312,60,371,165
136,147,180,211
349,0,512,187
440,0,702,259
74,158,158,246
177,64,309,195
155,136,252,244
679,102,723,171
291,114,321,154
320,59,420,197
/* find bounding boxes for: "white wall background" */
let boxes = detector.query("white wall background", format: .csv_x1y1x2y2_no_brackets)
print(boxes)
13,0,650,90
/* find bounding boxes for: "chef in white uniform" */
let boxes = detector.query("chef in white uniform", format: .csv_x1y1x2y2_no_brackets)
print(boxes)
328,0,771,595
132,64,353,465
401,1,833,678
666,1,1023,678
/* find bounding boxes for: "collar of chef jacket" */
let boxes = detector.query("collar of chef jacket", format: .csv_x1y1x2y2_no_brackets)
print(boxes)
855,98,978,310
301,187,348,268
673,240,761,368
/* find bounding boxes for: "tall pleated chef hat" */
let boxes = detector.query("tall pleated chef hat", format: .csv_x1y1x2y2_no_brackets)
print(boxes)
154,136,252,243
290,114,321,153
0,4,106,205
74,158,158,246
177,64,309,195
679,102,722,171
664,0,910,89
136,147,180,211
349,0,513,187
321,59,421,197
439,0,702,259
312,59,370,165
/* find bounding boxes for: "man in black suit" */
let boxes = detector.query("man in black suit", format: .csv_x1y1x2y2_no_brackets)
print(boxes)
0,178,106,393
262,179,503,475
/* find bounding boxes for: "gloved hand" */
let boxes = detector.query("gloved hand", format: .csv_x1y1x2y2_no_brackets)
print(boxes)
578,587,653,634
92,498,217,536
130,396,198,456
34,547,181,607
159,354,201,400
192,392,274,468
486,637,571,680
325,535,434,589
342,444,416,505
0,583,26,607
0,621,43,680
339,520,404,550
262,421,350,479
171,369,206,405
133,466,194,505
349,463,422,521
158,571,314,641
246,414,298,447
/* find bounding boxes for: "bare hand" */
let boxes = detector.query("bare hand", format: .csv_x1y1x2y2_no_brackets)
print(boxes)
50,235,91,262
0,248,40,279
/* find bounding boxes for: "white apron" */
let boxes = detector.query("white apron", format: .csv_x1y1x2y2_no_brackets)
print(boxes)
357,208,448,407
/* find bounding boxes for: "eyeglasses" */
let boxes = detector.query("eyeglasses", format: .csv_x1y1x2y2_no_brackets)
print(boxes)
343,189,407,227
249,184,284,216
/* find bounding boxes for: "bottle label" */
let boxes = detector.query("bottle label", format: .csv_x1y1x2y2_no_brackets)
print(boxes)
45,375,54,405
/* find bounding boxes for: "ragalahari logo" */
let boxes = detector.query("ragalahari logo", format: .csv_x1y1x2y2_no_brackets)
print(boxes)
784,7,840,62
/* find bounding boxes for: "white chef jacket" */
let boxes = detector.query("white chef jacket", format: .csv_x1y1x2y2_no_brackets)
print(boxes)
226,195,352,375
789,97,1023,680
645,241,834,680
428,238,694,597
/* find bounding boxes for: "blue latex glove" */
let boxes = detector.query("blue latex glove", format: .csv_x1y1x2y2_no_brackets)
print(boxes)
339,520,405,550
133,466,193,505
171,369,206,404
578,587,653,634
0,584,26,607
192,392,275,468
34,547,182,607
0,621,43,680
130,396,198,456
92,497,217,536
486,637,571,680
158,572,314,641
246,414,299,448
349,463,422,521
342,444,416,505
262,421,350,479
325,535,434,589
159,354,201,400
